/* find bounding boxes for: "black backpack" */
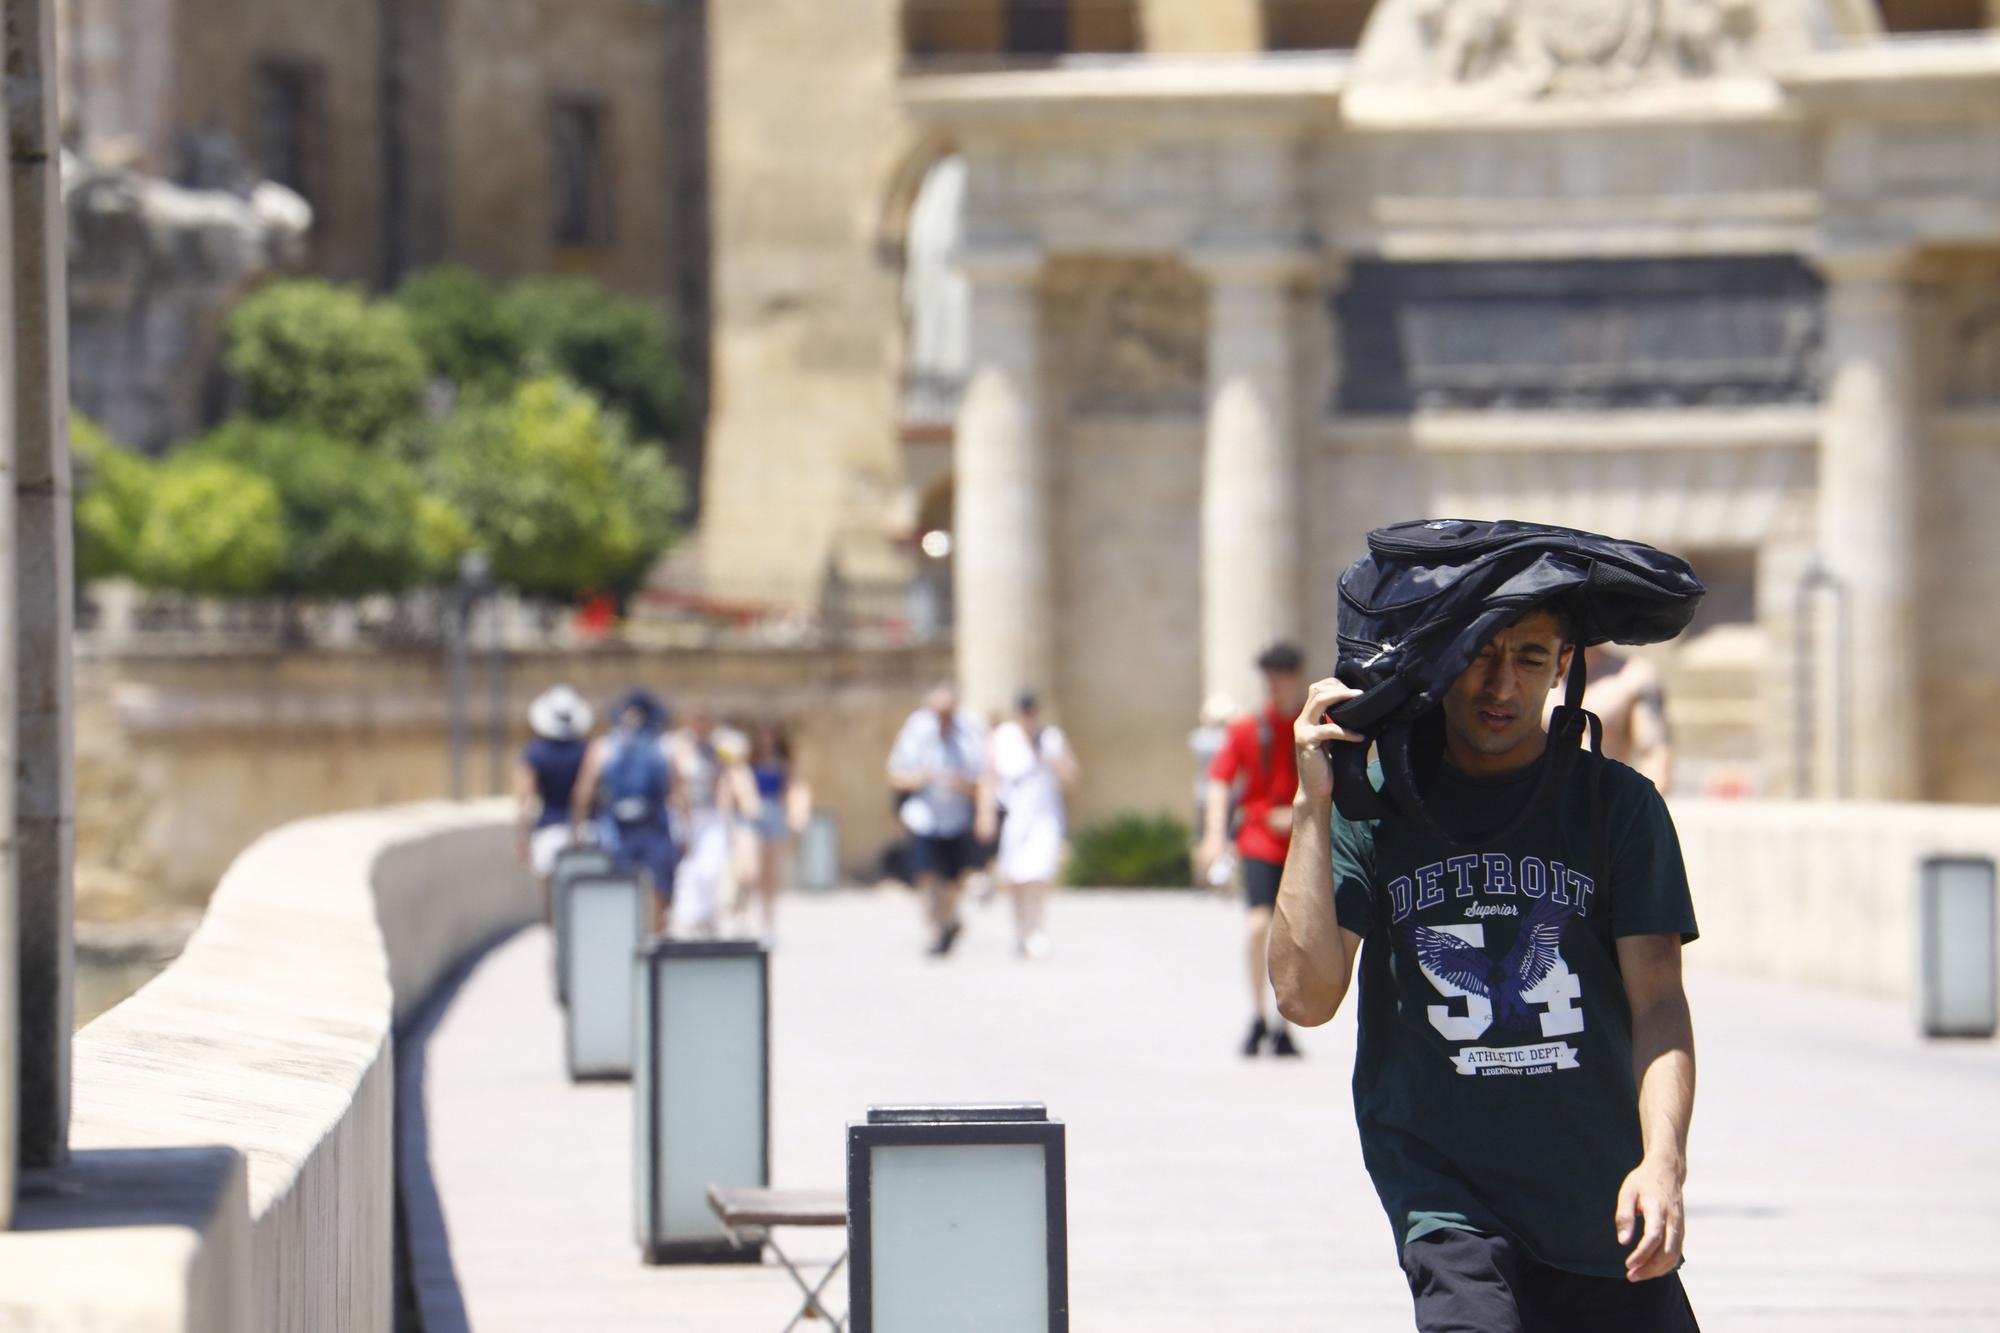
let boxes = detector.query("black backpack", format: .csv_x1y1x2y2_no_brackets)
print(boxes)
1325,518,1705,849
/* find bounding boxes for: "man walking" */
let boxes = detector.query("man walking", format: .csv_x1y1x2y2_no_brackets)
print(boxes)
1195,642,1307,1057
1270,605,1700,1331
888,683,987,956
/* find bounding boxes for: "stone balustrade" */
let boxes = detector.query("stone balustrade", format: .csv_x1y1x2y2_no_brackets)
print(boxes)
1675,797,2000,1005
0,799,530,1332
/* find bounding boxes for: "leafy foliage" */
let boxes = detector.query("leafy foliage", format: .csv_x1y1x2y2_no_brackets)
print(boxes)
133,458,285,595
225,280,428,445
72,415,153,582
393,265,525,402
502,278,688,447
193,420,431,598
1064,812,1194,889
428,377,683,598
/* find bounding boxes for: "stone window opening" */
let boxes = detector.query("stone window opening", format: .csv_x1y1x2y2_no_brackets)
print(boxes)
1263,0,1379,51
253,57,325,209
549,97,613,249
1875,0,1990,32
903,0,1137,65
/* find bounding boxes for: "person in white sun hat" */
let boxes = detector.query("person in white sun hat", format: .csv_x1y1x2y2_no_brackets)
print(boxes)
515,684,595,914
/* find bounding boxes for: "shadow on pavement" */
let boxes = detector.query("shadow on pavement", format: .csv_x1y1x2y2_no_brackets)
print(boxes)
395,923,529,1333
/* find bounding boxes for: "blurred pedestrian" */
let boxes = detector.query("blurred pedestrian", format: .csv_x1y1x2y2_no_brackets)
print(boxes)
668,710,757,938
1194,643,1307,1058
742,722,811,944
1545,645,1674,793
977,690,1076,960
887,682,987,956
571,689,676,934
515,684,594,920
1188,692,1238,891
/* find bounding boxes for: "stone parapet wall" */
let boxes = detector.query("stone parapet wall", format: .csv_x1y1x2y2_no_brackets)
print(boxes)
1674,797,2000,1005
0,800,529,1331
75,643,951,913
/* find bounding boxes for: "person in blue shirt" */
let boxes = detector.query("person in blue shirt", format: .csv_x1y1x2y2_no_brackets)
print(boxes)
571,689,678,935
515,684,593,919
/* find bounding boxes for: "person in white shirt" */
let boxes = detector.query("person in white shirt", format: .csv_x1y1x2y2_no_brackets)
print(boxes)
977,690,1078,960
887,683,988,956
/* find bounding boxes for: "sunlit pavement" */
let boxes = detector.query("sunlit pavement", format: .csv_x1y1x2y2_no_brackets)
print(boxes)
410,887,2000,1332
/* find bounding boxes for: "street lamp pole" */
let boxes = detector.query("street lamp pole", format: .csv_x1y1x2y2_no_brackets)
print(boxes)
449,551,491,802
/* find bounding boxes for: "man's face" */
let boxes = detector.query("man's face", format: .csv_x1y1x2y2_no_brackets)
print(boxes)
927,686,957,725
1440,610,1574,772
1265,668,1305,714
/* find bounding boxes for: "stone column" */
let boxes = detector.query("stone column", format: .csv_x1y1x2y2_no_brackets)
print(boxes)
11,0,75,1171
952,248,1051,717
1197,250,1306,717
1815,246,1919,800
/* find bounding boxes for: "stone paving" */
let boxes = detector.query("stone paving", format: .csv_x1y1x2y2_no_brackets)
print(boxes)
410,888,2000,1332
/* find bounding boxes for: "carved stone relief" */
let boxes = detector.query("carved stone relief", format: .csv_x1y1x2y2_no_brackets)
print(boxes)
1945,295,2000,409
1415,0,1761,96
1043,257,1206,419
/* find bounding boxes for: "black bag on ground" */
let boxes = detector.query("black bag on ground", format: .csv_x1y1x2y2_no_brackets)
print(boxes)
1325,518,1705,847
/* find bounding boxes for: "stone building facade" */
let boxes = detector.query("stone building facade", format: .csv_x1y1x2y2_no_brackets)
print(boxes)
701,0,2000,821
56,0,708,452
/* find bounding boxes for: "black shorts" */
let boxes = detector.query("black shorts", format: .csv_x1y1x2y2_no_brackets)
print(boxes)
1242,854,1284,910
907,831,977,883
1402,1230,1700,1333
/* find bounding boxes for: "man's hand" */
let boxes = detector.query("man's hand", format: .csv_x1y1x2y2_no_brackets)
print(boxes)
1615,1153,1686,1282
1294,677,1366,807
1193,834,1225,884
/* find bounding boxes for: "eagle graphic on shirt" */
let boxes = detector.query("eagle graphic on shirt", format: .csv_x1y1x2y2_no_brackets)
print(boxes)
1407,895,1577,1031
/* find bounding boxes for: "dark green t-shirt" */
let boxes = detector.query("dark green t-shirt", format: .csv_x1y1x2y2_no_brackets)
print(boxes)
1332,751,1697,1278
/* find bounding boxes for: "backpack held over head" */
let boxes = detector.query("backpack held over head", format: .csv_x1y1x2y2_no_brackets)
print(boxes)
1326,519,1705,846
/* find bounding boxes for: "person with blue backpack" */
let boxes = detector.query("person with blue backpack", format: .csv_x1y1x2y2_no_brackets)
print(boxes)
571,689,677,935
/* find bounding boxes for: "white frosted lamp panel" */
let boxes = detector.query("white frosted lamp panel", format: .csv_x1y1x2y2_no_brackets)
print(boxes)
869,1143,1049,1332
655,955,768,1237
1924,858,1998,1037
566,877,641,1076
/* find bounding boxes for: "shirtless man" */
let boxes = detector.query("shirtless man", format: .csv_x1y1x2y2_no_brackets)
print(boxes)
1548,645,1673,793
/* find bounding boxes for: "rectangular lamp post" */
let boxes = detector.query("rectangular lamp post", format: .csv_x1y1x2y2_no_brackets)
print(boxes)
562,871,647,1080
1920,855,1997,1038
846,1103,1068,1332
799,812,840,892
551,845,614,1004
635,939,770,1263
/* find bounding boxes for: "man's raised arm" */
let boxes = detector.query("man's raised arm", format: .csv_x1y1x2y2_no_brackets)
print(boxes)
1268,677,1366,1028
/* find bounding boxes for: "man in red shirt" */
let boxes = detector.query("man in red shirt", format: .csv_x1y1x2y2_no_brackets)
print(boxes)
1195,642,1306,1057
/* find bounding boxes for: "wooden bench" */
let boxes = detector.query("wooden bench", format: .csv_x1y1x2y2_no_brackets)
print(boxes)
707,1186,848,1331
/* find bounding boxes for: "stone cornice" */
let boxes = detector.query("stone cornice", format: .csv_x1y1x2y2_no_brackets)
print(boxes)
1780,35,2000,114
901,54,1347,131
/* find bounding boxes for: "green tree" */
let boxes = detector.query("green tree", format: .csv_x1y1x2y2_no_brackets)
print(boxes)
415,493,475,585
502,278,688,448
72,415,154,581
194,420,431,598
132,458,286,596
429,376,684,599
225,280,428,445
394,265,525,402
